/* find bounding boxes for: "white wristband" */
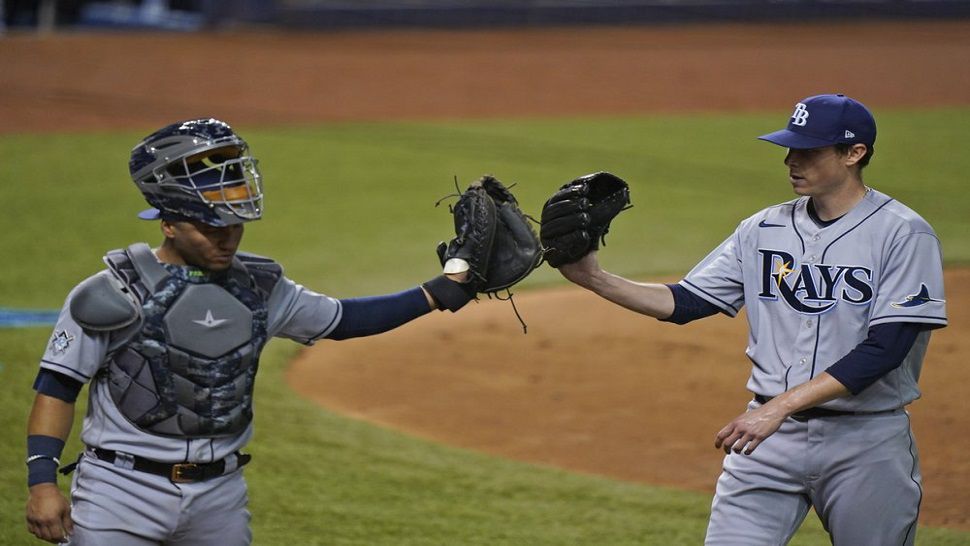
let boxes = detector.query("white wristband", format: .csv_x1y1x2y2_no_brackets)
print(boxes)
25,455,61,466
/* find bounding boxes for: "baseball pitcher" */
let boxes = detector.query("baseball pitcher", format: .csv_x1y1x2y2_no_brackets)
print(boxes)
541,94,947,545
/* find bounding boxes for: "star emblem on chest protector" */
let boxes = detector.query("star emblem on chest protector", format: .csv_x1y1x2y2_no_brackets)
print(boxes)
192,310,229,328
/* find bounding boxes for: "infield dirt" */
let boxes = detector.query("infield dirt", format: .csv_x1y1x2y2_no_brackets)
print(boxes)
3,20,967,530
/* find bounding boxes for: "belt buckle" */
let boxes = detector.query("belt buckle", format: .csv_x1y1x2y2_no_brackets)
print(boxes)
171,463,199,483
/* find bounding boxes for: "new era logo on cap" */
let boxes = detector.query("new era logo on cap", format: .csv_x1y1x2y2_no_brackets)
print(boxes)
758,94,876,150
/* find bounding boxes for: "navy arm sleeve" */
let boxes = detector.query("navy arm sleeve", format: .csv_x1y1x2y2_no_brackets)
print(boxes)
33,369,83,403
328,287,432,341
660,283,722,325
826,322,922,395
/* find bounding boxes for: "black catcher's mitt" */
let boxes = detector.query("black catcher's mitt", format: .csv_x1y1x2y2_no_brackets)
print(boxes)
437,175,542,293
540,171,631,268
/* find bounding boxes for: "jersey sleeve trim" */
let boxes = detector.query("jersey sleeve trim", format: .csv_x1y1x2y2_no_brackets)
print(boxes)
299,300,343,345
870,314,947,329
39,359,92,382
681,279,740,317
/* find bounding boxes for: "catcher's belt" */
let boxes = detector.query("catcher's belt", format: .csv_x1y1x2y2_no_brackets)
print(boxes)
85,448,251,483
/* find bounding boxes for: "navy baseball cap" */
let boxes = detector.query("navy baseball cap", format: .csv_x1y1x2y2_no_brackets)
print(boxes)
758,94,876,150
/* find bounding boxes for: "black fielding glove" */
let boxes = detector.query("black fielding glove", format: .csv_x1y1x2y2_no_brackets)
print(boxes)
435,175,542,294
540,171,631,268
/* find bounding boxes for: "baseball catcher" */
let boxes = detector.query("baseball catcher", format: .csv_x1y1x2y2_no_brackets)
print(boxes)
24,119,505,545
431,175,542,325
540,171,631,267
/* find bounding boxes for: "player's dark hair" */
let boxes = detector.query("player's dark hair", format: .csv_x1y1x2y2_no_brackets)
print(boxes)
835,143,874,170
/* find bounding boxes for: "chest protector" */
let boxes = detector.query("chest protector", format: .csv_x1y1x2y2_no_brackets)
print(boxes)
103,243,280,438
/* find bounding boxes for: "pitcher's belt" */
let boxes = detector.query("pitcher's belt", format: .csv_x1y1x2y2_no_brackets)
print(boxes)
89,447,251,483
754,394,899,422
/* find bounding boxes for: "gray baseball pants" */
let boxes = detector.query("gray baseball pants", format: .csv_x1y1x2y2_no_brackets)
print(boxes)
705,402,921,546
66,453,251,545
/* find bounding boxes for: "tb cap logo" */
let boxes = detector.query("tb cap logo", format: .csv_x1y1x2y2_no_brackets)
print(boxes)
759,94,876,150
790,103,810,127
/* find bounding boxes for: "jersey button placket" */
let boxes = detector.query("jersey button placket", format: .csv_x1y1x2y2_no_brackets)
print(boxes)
804,230,819,263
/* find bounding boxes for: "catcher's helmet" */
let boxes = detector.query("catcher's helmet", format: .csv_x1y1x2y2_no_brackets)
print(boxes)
129,118,263,227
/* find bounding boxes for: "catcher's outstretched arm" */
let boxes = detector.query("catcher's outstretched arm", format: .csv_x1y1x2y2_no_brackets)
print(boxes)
558,251,674,319
326,272,473,340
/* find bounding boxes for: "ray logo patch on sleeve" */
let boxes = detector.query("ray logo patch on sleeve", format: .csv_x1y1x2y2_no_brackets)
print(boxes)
891,284,946,308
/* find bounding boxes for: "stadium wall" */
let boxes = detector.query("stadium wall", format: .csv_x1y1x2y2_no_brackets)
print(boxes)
228,0,970,29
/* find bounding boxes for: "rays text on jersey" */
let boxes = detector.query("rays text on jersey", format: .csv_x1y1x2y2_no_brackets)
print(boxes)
758,249,873,314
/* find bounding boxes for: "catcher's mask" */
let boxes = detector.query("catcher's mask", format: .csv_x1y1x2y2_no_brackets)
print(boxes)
130,118,263,227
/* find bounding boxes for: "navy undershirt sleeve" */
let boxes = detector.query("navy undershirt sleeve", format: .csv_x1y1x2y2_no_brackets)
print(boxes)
661,283,722,325
826,322,922,395
33,369,83,403
328,287,432,340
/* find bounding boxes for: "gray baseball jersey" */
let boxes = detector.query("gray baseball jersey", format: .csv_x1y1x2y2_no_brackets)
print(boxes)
680,188,947,410
40,264,342,464
680,188,947,545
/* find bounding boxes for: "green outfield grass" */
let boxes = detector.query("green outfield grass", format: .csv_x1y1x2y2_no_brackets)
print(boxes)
2,109,968,545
